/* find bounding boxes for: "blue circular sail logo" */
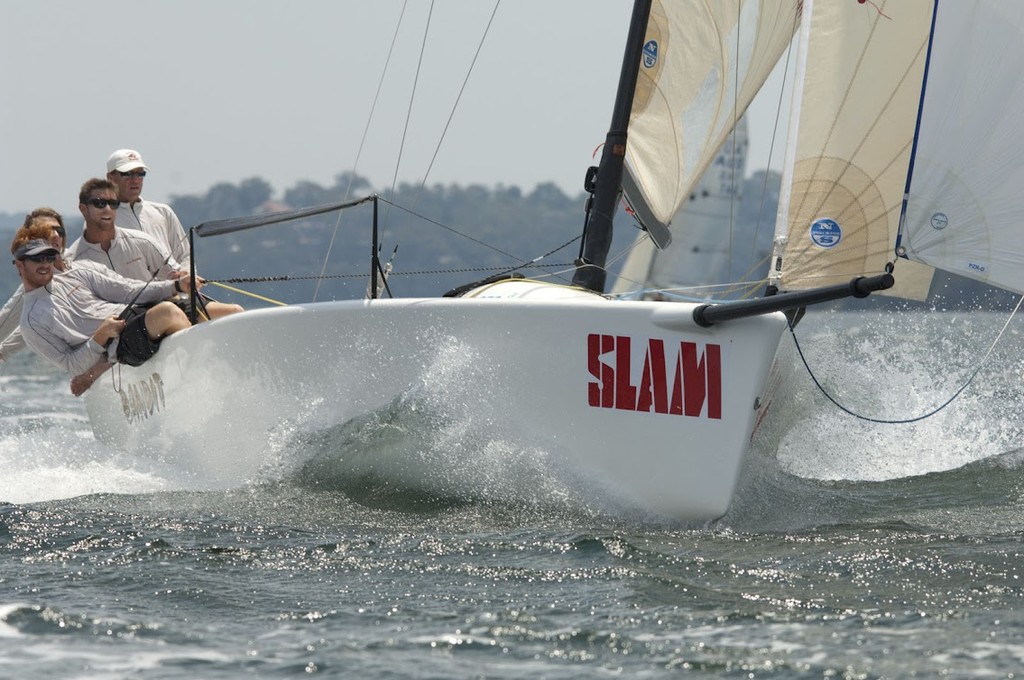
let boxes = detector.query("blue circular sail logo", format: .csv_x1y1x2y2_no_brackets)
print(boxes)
809,218,841,248
643,40,658,69
931,212,948,230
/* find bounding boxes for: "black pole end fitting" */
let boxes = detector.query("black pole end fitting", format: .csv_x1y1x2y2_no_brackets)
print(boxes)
693,304,714,328
850,273,895,298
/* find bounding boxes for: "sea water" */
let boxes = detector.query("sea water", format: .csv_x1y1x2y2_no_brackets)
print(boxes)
3,310,1024,678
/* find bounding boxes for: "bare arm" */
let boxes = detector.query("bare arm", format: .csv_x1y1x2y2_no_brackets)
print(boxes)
70,357,113,396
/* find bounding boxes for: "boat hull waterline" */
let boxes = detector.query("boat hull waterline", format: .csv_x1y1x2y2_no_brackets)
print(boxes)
84,281,786,520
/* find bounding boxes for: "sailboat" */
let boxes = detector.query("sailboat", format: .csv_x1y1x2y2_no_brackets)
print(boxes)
82,0,1019,521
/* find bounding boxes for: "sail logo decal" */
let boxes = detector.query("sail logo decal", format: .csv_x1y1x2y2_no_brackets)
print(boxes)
120,372,166,424
931,212,948,230
810,218,841,248
586,334,721,418
642,40,658,68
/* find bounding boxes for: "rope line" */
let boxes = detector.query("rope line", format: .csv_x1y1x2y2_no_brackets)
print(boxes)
789,294,1024,423
207,281,287,306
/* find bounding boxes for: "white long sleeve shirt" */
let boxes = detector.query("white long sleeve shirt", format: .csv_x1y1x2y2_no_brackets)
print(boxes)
67,226,181,283
19,266,177,375
0,285,25,362
116,198,190,270
0,257,112,364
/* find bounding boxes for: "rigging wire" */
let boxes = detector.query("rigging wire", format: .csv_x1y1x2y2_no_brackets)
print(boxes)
387,0,434,211
727,0,741,278
313,1,409,302
789,294,1024,424
316,2,501,299
410,1,501,212
377,196,578,281
753,16,798,269
206,262,574,286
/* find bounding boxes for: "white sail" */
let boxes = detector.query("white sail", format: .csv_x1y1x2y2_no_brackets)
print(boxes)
625,0,800,234
612,118,763,300
899,1,1024,295
770,0,935,298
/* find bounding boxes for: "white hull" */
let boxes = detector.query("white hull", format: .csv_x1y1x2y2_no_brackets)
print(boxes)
84,281,786,520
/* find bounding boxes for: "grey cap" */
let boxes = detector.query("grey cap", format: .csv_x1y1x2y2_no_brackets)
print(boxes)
13,239,59,260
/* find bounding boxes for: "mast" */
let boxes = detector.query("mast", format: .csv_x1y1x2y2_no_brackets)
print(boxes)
571,0,653,293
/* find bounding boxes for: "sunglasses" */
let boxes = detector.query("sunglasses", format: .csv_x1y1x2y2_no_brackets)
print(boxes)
118,170,147,178
85,198,121,209
22,253,57,263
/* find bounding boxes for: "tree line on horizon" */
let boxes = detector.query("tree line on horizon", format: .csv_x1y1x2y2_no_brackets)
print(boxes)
0,170,1013,309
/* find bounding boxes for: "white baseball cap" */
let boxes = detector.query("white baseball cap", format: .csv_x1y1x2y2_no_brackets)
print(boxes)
106,149,149,173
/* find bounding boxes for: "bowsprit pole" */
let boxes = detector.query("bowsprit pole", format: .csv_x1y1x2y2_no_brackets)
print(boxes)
692,274,895,327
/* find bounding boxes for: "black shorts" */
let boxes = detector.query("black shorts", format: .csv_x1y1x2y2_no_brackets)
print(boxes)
115,305,162,367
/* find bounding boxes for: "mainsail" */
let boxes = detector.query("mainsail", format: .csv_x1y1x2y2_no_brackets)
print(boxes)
899,1,1024,295
769,0,935,298
624,0,800,239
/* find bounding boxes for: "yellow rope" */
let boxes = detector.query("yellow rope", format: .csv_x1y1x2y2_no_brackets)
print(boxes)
206,281,287,307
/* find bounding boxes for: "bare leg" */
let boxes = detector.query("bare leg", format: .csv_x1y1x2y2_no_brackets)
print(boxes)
71,358,113,397
144,301,191,339
204,301,244,319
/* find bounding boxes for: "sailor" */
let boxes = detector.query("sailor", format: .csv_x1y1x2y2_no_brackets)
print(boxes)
1,211,144,366
11,231,196,395
0,209,70,365
106,148,191,269
66,177,242,320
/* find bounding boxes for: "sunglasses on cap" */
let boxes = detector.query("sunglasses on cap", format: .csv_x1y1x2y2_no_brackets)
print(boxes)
85,198,121,209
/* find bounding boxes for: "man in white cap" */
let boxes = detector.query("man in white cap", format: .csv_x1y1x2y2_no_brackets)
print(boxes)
67,177,242,321
106,148,190,269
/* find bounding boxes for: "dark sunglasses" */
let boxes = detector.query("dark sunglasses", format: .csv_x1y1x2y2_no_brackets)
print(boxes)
85,198,121,209
118,170,147,178
22,253,57,263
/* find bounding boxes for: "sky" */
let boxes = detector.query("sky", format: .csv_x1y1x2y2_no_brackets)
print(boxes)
0,1,792,219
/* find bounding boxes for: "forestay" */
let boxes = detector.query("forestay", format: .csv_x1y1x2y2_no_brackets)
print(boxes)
624,0,800,239
899,1,1024,295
